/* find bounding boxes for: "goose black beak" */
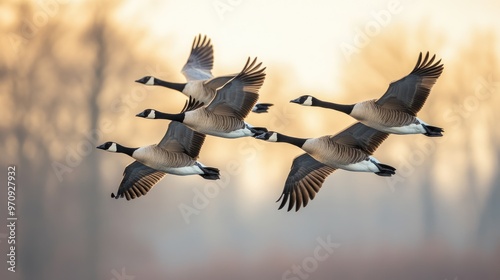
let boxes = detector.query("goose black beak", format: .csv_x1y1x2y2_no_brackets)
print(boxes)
136,111,146,117
96,143,106,150
135,77,148,84
290,98,300,104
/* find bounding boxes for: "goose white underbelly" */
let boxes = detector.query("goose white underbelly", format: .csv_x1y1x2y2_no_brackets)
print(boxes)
161,165,204,176
203,128,254,138
335,159,380,173
327,155,380,173
193,123,254,139
360,120,426,135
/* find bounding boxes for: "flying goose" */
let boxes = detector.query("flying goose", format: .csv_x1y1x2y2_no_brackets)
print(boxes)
255,123,394,211
291,52,444,136
136,57,268,139
96,102,219,200
135,34,273,113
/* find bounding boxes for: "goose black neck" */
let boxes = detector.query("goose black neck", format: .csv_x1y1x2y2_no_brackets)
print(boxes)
117,145,138,157
314,99,354,115
154,78,186,92
277,133,307,148
155,111,185,123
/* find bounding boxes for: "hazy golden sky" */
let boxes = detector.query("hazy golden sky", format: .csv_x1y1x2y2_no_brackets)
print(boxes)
115,0,500,92
2,1,499,279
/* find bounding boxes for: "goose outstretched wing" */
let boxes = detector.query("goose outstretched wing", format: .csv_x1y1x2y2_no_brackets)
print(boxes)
181,34,214,81
111,161,166,200
277,153,336,212
376,52,444,115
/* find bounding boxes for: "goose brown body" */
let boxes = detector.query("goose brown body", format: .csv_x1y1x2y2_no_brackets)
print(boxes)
132,145,198,171
351,100,419,127
183,110,248,135
303,137,369,167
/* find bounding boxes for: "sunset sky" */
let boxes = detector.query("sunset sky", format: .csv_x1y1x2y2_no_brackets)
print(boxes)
2,0,500,279
115,0,500,90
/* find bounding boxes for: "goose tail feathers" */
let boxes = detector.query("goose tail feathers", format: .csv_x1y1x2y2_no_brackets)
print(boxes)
423,124,444,137
374,163,396,177
199,167,220,180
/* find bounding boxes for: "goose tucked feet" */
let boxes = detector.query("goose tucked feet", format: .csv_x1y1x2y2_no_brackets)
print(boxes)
422,124,444,137
195,162,220,180
246,123,268,136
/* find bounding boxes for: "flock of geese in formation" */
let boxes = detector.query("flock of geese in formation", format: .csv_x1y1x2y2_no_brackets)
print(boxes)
97,34,444,212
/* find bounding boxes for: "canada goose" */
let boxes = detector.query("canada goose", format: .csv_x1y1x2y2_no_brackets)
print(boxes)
291,52,444,136
255,123,394,211
135,34,273,113
136,57,268,139
96,102,219,200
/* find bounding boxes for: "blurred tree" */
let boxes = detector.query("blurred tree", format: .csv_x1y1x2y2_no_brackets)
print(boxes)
0,0,164,279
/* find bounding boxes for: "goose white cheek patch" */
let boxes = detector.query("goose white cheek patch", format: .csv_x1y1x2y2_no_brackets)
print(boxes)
304,96,313,106
108,143,118,152
268,133,278,142
146,77,155,85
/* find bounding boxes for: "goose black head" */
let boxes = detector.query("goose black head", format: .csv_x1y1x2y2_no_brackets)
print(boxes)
96,142,118,152
290,95,315,106
255,131,278,142
136,109,157,119
135,76,155,85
